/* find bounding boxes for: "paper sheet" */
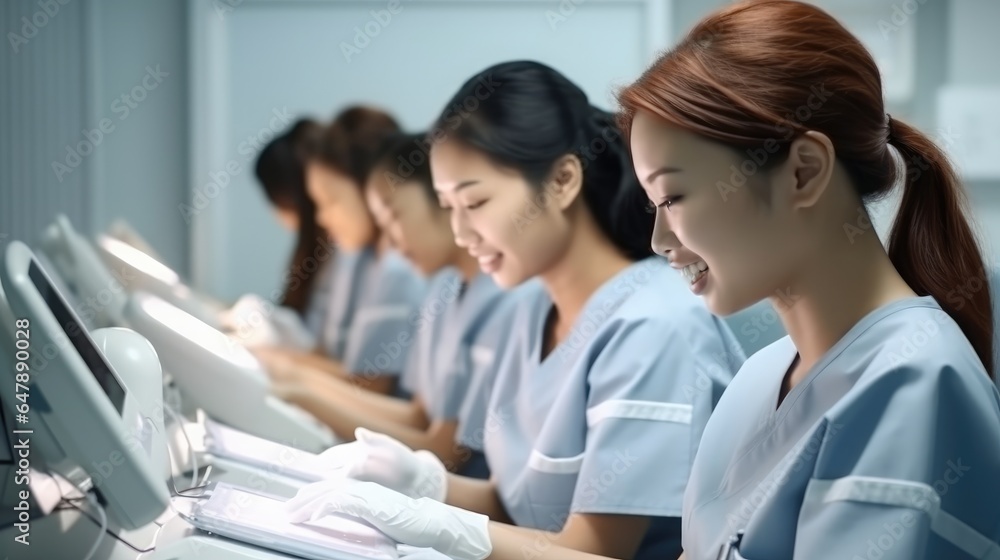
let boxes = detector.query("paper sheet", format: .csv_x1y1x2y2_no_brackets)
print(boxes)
204,418,325,482
195,483,397,560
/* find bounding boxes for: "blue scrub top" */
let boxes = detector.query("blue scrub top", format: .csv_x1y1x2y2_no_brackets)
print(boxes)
455,278,545,454
682,296,1000,560
400,269,505,421
319,247,426,377
303,259,335,338
397,268,507,479
481,257,744,560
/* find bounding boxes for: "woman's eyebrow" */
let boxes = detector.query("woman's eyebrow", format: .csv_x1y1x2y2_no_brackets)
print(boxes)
434,179,480,194
645,166,683,183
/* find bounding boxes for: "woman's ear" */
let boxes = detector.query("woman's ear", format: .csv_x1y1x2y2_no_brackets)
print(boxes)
776,131,835,211
546,154,585,211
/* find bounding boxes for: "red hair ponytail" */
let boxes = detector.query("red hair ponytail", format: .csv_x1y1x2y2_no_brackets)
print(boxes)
886,117,993,375
619,0,993,376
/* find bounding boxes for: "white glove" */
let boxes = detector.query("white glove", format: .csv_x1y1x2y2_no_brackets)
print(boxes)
285,479,492,560
222,294,281,346
311,428,447,502
397,545,455,559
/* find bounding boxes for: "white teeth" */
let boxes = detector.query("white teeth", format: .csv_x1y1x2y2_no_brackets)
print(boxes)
477,254,501,271
681,261,709,284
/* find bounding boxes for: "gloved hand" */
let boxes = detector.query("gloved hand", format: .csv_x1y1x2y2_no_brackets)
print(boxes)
222,294,281,346
397,545,455,559
311,428,447,502
285,479,492,560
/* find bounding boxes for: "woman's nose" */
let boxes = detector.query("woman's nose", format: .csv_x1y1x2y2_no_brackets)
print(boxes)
650,214,680,258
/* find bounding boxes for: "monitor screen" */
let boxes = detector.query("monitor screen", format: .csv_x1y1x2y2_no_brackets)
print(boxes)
28,260,126,413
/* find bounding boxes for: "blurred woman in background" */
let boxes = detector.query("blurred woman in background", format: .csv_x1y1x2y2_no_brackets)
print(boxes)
271,132,512,478
252,118,332,334
255,106,426,396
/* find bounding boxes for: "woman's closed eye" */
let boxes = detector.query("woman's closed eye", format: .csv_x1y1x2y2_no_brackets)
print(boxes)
644,196,682,213
438,197,486,211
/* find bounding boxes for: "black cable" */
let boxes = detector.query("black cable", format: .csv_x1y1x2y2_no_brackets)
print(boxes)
59,499,157,554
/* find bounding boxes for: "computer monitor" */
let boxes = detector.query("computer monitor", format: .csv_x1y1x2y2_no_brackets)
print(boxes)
0,267,88,486
96,235,224,328
38,215,127,328
1,241,169,530
125,291,336,452
106,219,165,264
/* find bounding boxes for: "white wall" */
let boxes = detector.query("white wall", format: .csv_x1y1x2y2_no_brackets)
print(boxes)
192,0,997,296
8,0,996,299
948,0,1000,262
91,0,190,275
0,0,190,276
1,0,90,248
190,0,671,301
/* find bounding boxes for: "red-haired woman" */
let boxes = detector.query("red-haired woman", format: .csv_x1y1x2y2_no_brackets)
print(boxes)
621,1,1000,559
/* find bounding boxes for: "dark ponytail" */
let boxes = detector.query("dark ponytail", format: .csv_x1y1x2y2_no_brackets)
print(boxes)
371,132,435,201
433,60,653,261
254,118,327,315
579,108,655,262
887,117,994,375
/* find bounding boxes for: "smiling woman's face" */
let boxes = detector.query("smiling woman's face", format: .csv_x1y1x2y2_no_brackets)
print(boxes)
629,111,800,315
430,140,573,288
364,172,456,276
